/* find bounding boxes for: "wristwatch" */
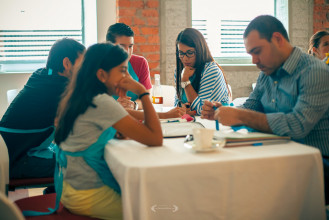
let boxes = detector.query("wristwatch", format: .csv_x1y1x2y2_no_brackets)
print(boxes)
181,80,191,89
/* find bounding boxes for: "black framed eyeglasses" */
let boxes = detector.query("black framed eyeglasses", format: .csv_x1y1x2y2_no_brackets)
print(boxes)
178,50,196,58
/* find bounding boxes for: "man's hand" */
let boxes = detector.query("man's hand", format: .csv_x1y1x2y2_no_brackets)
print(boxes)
201,100,221,120
117,96,135,109
215,106,243,126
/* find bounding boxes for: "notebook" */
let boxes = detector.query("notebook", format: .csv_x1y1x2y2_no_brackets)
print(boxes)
213,130,291,147
161,122,204,138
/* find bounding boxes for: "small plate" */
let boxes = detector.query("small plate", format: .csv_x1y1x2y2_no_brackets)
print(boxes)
184,139,226,152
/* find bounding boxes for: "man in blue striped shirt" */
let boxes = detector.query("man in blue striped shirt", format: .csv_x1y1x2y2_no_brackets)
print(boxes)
202,15,329,202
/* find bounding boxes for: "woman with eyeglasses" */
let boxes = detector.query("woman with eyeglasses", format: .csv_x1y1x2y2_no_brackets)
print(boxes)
174,28,230,115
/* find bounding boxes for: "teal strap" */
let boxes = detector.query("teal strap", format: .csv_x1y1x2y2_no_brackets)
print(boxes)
113,61,139,101
27,131,56,159
0,126,53,134
48,68,53,75
0,126,55,159
23,126,119,217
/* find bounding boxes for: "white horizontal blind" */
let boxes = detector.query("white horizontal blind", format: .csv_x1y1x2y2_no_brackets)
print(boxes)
220,20,249,57
192,19,208,41
0,30,83,62
192,0,274,62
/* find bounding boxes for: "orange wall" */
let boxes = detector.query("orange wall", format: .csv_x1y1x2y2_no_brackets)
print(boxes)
117,0,160,78
313,0,329,32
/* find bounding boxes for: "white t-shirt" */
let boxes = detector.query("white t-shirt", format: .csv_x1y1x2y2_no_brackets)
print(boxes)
61,94,128,190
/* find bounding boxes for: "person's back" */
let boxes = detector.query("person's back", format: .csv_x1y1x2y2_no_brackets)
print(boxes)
1,68,69,178
0,38,85,179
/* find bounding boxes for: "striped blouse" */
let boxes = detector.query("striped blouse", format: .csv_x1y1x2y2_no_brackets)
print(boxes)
174,61,229,115
242,47,329,156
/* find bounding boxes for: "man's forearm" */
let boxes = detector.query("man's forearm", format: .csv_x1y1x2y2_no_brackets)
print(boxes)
238,108,272,133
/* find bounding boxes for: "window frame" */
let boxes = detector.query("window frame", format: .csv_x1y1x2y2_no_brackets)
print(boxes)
0,0,97,74
191,0,288,66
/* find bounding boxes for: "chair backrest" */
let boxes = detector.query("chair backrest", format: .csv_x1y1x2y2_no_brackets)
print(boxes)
0,135,9,194
0,192,24,220
7,89,20,106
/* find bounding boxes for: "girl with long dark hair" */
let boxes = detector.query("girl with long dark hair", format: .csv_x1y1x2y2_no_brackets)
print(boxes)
54,43,162,219
175,28,230,115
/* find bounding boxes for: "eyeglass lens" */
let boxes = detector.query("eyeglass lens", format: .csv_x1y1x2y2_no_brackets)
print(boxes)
178,50,196,58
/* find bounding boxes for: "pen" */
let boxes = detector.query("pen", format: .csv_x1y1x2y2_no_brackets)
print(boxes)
167,120,180,123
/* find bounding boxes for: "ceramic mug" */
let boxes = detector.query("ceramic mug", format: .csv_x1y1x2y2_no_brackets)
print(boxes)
192,128,214,150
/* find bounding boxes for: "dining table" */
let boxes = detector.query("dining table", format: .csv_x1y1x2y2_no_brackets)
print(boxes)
104,117,326,220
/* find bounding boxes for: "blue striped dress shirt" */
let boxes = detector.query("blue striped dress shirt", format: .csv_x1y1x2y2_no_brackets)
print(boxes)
174,62,229,115
242,47,329,156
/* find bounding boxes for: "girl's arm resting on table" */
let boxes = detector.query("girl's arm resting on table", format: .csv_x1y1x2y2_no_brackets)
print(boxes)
113,94,163,146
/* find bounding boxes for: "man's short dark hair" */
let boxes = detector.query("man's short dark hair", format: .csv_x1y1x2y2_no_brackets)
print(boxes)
243,15,289,42
46,38,85,74
106,23,134,43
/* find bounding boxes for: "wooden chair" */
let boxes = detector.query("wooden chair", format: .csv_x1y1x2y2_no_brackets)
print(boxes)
15,193,98,219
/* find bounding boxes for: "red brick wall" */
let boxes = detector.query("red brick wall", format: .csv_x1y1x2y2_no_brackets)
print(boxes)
313,0,329,32
117,0,160,79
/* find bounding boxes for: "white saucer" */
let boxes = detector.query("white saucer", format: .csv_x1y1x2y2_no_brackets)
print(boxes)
184,139,226,152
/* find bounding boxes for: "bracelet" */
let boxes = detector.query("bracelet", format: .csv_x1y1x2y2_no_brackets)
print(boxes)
139,92,150,99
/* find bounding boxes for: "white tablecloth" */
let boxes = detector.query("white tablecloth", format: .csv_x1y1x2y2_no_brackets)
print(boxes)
104,119,325,220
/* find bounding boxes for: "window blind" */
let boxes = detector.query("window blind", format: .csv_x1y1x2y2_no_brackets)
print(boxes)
220,20,249,57
0,30,83,63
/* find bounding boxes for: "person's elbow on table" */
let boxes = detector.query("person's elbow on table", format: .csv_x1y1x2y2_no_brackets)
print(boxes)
147,135,163,147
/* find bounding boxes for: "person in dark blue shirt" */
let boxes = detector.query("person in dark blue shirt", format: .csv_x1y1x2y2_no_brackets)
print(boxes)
0,38,85,179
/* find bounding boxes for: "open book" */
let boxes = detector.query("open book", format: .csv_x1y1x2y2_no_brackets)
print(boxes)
161,121,204,138
214,130,291,147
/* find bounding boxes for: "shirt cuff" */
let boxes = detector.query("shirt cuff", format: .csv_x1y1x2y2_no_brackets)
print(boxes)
190,96,201,115
266,112,289,135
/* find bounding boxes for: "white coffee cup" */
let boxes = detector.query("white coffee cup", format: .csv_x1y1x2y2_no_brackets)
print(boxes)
192,128,214,150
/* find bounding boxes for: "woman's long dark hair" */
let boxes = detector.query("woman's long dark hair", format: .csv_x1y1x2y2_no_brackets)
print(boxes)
55,43,128,145
175,28,229,102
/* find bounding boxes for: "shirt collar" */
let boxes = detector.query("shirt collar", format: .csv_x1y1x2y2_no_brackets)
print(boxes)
280,47,302,75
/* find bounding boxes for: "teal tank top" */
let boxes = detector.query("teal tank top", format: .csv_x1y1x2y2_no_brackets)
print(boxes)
22,127,119,216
